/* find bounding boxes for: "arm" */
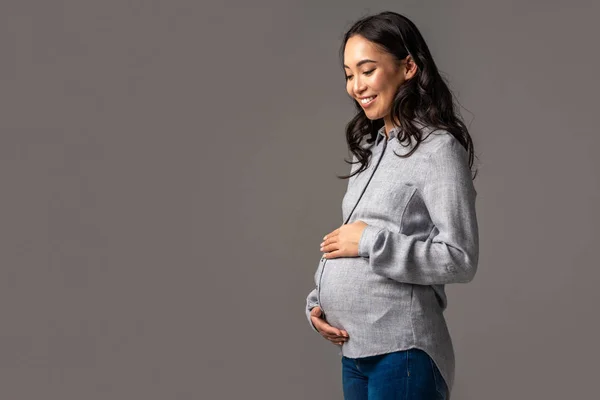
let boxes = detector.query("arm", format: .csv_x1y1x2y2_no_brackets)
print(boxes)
358,136,479,285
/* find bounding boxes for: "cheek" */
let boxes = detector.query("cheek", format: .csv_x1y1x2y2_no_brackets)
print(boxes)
370,73,389,92
375,77,397,101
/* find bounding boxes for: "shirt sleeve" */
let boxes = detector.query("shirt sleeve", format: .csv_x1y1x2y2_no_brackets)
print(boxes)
357,136,479,285
305,287,319,332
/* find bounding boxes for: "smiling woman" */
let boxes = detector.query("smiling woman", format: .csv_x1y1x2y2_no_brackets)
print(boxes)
305,11,479,400
343,36,416,130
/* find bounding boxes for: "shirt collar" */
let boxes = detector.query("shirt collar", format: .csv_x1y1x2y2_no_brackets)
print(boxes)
376,125,402,146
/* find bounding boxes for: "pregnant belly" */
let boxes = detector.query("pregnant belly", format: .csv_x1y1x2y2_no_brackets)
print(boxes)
319,256,412,330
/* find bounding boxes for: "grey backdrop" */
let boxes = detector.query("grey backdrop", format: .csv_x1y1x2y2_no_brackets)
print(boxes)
1,0,598,399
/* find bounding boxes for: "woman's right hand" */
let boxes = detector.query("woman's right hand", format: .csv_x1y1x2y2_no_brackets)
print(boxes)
310,306,349,346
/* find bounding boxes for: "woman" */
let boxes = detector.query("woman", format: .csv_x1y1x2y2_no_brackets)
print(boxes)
305,11,479,400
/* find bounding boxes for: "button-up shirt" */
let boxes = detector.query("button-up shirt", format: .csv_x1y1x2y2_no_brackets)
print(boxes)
305,124,479,394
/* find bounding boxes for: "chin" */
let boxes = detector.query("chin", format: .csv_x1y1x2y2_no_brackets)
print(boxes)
365,111,383,121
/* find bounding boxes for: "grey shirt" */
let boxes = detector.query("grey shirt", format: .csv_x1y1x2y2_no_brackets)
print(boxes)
305,124,479,394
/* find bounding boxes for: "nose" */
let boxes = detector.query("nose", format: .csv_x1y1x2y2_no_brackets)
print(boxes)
353,76,367,96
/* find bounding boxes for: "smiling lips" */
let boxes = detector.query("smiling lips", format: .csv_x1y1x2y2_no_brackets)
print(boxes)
359,95,377,108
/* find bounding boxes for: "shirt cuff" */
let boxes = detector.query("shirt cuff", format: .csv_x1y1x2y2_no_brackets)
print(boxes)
358,225,383,257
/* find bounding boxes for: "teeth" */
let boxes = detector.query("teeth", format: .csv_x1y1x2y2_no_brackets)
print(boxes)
360,96,375,104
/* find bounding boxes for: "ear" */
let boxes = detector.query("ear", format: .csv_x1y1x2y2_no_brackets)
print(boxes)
403,55,418,80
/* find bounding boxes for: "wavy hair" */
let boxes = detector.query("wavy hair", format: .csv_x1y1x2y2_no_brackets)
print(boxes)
337,11,477,180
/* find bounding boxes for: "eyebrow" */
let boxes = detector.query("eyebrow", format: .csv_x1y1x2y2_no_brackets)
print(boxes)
343,59,377,69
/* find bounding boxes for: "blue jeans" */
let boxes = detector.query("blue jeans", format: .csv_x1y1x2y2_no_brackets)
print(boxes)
342,348,448,400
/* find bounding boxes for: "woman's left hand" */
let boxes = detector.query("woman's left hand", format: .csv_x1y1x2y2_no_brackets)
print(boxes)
320,220,368,259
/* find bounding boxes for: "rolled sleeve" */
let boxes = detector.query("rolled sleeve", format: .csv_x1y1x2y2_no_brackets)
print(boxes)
358,224,384,257
358,136,479,285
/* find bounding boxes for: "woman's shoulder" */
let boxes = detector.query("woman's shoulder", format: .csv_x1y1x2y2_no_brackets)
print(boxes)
417,126,466,157
387,125,452,158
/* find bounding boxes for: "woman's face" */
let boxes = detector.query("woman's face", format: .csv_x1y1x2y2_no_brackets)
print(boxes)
343,35,415,125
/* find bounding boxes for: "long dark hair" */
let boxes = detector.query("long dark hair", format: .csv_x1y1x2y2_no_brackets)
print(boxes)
337,11,477,180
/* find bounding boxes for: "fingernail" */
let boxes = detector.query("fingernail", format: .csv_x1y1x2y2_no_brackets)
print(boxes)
323,235,327,240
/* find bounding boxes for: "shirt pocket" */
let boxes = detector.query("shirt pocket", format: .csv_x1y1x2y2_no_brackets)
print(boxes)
352,180,418,229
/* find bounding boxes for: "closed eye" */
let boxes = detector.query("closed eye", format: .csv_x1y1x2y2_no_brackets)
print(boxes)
345,69,375,81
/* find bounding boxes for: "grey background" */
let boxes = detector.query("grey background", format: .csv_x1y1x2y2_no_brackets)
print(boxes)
1,0,598,399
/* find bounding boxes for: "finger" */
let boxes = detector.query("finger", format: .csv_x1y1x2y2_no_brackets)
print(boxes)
321,329,349,342
320,237,334,247
321,236,340,250
323,232,341,245
332,335,349,342
321,333,349,342
320,243,338,253
325,334,348,343
324,249,344,259
313,319,342,338
316,321,340,335
323,228,340,241
311,318,339,336
320,324,344,337
311,316,349,339
318,325,341,338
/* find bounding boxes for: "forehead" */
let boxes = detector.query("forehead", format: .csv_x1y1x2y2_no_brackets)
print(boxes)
343,35,388,66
